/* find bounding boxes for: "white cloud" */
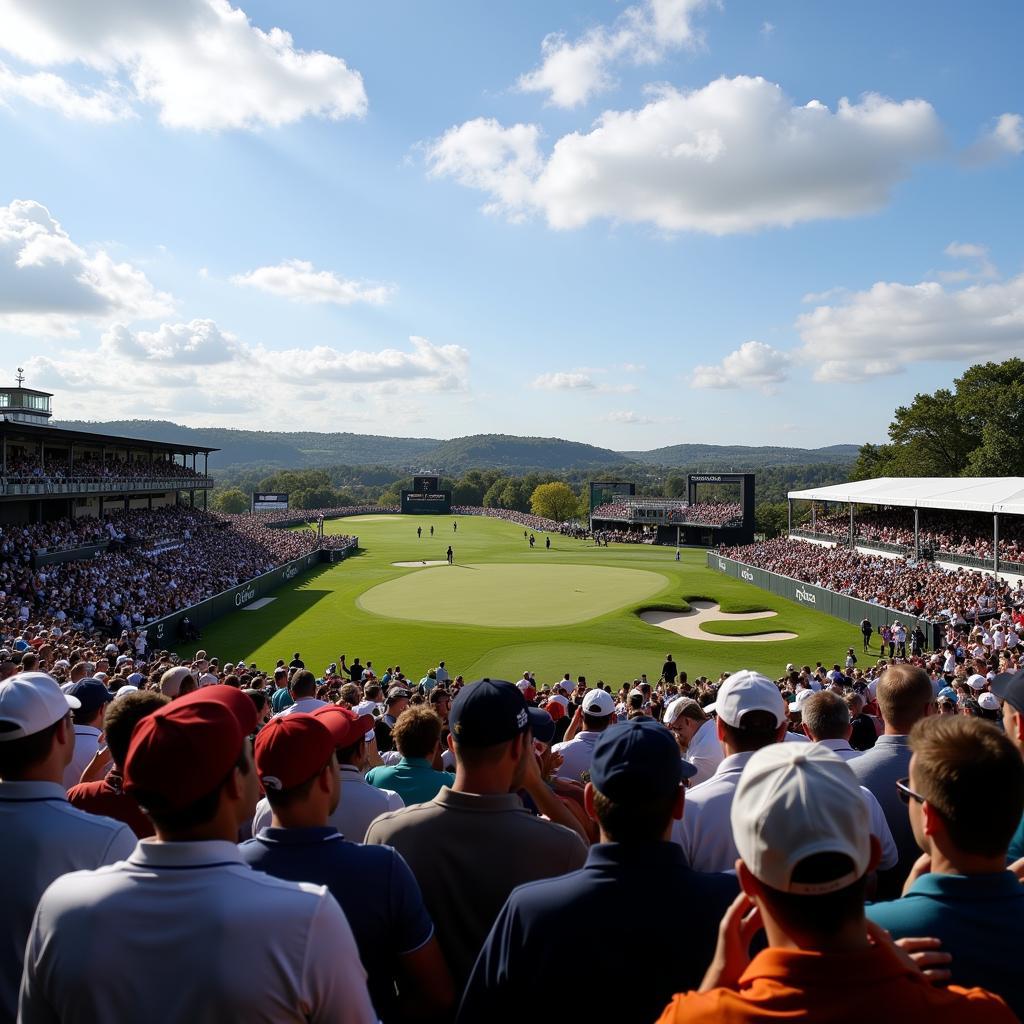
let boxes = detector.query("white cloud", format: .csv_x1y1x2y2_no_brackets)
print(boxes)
603,410,654,424
517,0,711,109
761,21,775,37
691,340,792,393
231,259,394,306
0,0,366,131
963,112,1024,166
0,63,132,122
936,241,997,283
426,76,944,233
0,198,173,336
796,272,1024,382
532,371,595,390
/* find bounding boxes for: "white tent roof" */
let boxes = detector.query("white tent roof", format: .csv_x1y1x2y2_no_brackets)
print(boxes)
787,477,1024,515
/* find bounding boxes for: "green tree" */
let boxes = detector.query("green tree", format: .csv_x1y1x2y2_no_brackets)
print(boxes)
212,487,250,514
530,481,578,522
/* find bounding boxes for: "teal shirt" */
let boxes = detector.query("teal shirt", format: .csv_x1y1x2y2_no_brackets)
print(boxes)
270,688,294,713
867,871,1024,1018
366,757,453,807
1009,813,1024,862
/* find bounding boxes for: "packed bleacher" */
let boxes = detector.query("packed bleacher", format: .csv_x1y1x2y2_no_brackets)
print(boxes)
3,634,1024,1022
681,501,743,527
4,453,205,483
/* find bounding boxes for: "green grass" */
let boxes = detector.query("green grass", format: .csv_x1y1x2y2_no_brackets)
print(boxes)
185,515,858,682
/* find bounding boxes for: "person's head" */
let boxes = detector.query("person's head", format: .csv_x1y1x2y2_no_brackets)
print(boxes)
159,666,195,699
448,679,549,792
580,688,615,732
663,696,708,751
0,672,79,781
364,683,383,703
392,706,443,760
123,685,259,839
102,691,169,769
429,687,451,721
314,704,373,771
67,678,113,728
273,667,288,689
338,683,361,706
905,715,1024,864
385,690,411,717
992,669,1024,754
843,691,865,717
289,670,316,699
585,719,696,843
801,692,851,743
712,671,788,755
732,743,880,945
876,664,933,733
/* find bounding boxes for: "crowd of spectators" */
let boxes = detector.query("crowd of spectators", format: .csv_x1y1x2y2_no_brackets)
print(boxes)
4,633,1024,1021
4,453,205,484
680,501,743,527
722,536,1024,625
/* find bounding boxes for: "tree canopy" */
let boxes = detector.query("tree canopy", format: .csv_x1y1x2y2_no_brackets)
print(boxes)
530,481,578,522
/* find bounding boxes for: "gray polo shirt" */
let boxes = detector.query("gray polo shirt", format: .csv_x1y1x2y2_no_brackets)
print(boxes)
849,733,915,878
364,786,586,987
0,780,135,1021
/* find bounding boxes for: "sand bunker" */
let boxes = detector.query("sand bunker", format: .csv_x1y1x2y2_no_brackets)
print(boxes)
641,600,797,642
392,560,449,567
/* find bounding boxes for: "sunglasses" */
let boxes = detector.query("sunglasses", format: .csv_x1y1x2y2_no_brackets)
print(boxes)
896,777,925,805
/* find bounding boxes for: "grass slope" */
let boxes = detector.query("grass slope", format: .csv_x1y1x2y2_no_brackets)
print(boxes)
186,515,857,682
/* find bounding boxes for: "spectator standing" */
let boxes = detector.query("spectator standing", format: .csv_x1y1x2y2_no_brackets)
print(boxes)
270,666,293,713
62,678,112,789
364,680,587,988
662,654,678,684
275,669,326,717
657,743,1016,1023
240,711,454,1022
861,616,873,651
867,716,1024,1017
0,673,135,1021
19,685,376,1023
375,689,410,753
664,696,721,786
992,668,1024,859
366,706,453,805
459,719,736,1024
551,688,615,782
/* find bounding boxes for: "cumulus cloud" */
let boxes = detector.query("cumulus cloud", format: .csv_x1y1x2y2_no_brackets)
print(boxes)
936,242,997,283
963,113,1024,166
0,198,173,336
0,0,366,130
796,272,1024,382
603,410,654,424
691,341,792,393
517,0,711,109
231,259,394,306
426,76,944,233
532,371,596,390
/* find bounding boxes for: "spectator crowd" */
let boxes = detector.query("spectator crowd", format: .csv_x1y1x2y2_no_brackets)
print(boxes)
4,453,205,485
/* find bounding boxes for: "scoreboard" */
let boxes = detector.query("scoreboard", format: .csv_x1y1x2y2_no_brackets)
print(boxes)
252,492,289,511
402,475,451,514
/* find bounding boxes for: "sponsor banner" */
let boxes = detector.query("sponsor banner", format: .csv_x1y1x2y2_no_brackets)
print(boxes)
707,551,942,648
33,542,110,568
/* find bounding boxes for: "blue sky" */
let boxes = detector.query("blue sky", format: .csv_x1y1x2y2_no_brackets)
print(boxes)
0,0,1020,450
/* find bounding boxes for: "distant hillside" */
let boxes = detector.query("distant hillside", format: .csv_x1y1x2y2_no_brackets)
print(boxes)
54,420,858,475
625,443,861,469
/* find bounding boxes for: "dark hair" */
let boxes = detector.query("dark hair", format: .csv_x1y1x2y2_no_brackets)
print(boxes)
264,769,325,810
243,689,267,715
720,710,782,753
582,711,612,731
910,716,1024,857
336,737,365,765
759,853,867,935
392,707,442,759
591,787,677,843
0,717,64,778
103,692,169,768
290,670,316,698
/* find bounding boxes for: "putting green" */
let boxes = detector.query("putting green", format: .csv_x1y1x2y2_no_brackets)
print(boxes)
357,562,667,627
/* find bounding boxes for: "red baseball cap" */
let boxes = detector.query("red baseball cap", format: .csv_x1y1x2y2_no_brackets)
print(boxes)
312,704,374,748
124,685,258,810
254,713,335,792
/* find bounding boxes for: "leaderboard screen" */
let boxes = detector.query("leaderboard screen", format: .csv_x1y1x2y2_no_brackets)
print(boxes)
252,492,289,511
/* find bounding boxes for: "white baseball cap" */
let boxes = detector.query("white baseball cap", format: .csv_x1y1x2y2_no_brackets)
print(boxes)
198,673,220,688
582,689,615,717
664,696,703,726
978,692,1001,712
714,670,787,728
794,687,815,708
731,744,871,894
967,674,988,691
0,672,80,741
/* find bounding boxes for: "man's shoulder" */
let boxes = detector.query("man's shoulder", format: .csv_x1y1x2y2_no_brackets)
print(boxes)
36,796,134,841
365,799,443,838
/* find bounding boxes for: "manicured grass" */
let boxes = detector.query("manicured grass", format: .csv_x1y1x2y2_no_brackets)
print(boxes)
186,515,859,683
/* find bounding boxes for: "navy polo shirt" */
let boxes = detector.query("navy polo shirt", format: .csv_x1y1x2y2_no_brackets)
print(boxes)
867,871,1024,1019
458,841,739,1024
239,826,432,1019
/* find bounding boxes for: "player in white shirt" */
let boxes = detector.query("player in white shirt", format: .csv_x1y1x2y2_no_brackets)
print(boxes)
552,689,616,782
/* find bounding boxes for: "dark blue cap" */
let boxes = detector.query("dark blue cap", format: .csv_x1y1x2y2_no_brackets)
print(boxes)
529,709,556,746
590,719,695,801
992,669,1024,713
450,679,547,748
67,678,113,714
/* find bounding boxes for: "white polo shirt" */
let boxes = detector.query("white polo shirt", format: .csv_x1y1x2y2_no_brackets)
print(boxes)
0,780,135,1022
275,697,327,718
681,718,723,788
253,764,404,843
63,724,103,790
19,839,376,1024
552,730,602,783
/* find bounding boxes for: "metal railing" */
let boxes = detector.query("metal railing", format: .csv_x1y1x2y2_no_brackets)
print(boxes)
1,476,213,496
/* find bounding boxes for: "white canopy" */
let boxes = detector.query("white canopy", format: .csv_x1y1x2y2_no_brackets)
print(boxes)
787,477,1024,516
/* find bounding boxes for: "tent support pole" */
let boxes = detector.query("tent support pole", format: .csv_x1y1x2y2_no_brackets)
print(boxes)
914,508,919,560
994,514,1000,575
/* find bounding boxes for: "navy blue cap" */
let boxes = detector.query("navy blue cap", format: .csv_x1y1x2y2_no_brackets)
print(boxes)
590,719,696,801
67,678,114,714
528,708,556,746
450,679,543,748
992,669,1024,713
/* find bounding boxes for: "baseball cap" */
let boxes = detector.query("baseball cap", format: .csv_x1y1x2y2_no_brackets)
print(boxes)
312,704,373,748
159,666,193,698
582,689,615,717
529,709,555,746
386,688,411,704
124,685,258,810
938,685,958,703
714,670,787,728
449,679,549,748
967,673,988,691
664,696,703,726
254,713,335,792
978,692,1001,712
0,672,80,741
67,679,113,715
198,672,220,688
591,718,696,801
992,668,1024,712
731,744,871,895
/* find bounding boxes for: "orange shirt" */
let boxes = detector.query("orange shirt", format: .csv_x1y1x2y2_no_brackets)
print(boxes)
656,943,1015,1024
